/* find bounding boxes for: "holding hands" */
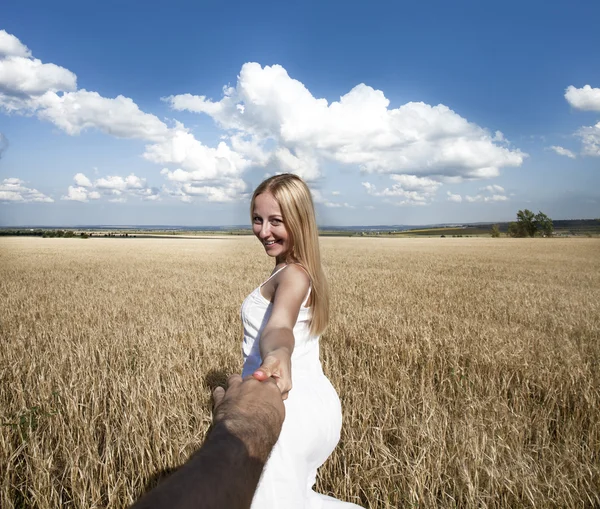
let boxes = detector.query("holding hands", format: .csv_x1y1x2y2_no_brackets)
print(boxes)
252,347,293,400
213,374,285,461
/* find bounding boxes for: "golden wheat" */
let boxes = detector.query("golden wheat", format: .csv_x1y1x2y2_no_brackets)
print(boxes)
1,236,599,508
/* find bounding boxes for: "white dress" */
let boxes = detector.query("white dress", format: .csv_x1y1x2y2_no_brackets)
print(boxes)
241,265,363,509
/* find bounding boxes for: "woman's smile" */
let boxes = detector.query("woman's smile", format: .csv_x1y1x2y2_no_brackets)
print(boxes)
252,192,291,261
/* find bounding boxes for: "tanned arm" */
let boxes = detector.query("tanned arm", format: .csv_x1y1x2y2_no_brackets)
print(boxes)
252,264,310,399
131,375,284,509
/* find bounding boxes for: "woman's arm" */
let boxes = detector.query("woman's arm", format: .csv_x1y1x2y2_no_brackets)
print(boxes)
252,264,310,399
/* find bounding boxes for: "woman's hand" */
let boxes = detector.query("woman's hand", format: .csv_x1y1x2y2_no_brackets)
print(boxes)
253,347,292,400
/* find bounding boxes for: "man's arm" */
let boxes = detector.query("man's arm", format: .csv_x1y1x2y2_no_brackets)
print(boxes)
131,375,284,509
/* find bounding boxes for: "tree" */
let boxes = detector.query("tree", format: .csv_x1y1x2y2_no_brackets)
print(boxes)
534,211,553,237
508,209,553,237
490,224,501,238
517,209,537,237
507,221,526,238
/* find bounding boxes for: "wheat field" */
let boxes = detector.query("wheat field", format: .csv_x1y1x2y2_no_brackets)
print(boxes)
1,236,599,508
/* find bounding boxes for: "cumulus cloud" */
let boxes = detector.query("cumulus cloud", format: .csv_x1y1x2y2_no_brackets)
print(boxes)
74,172,92,187
0,30,32,58
0,31,249,202
166,62,526,181
447,191,462,203
564,85,600,156
549,145,576,159
32,90,169,141
0,58,76,100
565,85,600,112
575,122,600,156
1,32,528,205
362,174,442,206
0,30,76,111
62,185,101,202
146,132,250,178
0,177,53,203
62,172,159,202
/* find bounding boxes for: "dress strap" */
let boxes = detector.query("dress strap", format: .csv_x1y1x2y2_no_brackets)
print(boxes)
260,264,312,307
260,264,290,287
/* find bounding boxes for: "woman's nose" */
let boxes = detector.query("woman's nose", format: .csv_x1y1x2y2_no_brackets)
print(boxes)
260,223,271,238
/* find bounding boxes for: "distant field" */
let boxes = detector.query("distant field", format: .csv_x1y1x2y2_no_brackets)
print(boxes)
1,237,599,508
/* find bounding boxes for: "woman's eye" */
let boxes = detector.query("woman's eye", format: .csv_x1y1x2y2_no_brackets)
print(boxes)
253,217,262,224
271,219,282,226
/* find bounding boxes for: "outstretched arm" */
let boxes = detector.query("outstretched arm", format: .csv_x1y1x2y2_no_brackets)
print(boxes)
131,375,285,509
252,264,310,399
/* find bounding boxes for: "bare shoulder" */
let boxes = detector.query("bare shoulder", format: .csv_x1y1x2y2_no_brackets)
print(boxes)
275,264,310,293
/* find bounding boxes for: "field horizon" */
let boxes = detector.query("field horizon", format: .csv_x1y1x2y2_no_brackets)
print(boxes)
1,236,599,508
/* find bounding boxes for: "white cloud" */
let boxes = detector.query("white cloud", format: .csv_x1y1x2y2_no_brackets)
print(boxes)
0,57,77,101
493,131,506,143
74,172,92,187
35,90,169,141
563,85,600,156
479,184,505,193
62,186,101,202
1,32,528,206
62,173,159,202
331,191,341,196
0,30,32,58
465,183,509,203
576,122,600,156
390,174,442,194
271,147,320,181
0,31,250,202
0,177,53,203
95,174,147,191
362,181,429,206
167,62,526,181
178,179,246,202
565,85,600,112
549,145,576,159
311,188,353,209
145,132,250,178
465,193,508,203
447,191,462,203
362,174,442,206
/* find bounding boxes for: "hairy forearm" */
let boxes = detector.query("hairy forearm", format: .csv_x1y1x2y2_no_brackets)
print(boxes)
131,423,270,509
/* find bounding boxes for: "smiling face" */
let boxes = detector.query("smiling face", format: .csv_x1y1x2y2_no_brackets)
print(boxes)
252,192,291,263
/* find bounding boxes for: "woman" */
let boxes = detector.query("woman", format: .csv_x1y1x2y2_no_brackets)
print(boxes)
240,174,362,508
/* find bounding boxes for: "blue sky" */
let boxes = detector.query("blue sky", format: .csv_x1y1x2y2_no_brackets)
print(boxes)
1,0,599,226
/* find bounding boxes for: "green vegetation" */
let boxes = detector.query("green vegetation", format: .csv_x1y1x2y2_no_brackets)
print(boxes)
0,229,90,238
507,209,554,237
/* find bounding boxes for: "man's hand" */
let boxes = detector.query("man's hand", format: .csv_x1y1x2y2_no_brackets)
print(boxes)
213,375,285,461
251,347,292,400
131,374,285,509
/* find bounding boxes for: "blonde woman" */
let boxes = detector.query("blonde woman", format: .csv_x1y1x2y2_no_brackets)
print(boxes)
241,174,362,508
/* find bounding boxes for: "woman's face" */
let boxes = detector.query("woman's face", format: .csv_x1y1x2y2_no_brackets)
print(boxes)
252,192,291,261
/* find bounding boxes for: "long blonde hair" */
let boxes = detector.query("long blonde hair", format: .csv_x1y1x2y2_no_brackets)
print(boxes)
251,174,329,336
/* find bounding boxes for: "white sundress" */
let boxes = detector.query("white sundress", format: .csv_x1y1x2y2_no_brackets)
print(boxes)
240,265,363,509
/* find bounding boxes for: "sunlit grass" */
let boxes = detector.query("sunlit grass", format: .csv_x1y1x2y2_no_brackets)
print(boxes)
1,236,599,508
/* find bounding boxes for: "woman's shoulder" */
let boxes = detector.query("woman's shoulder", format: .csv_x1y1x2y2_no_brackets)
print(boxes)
275,263,310,289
